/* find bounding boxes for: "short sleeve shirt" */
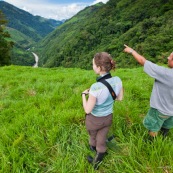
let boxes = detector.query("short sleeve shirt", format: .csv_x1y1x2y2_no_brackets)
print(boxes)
89,76,122,117
144,60,173,116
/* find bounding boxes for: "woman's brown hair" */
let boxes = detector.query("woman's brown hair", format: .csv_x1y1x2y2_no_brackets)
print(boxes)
94,52,115,72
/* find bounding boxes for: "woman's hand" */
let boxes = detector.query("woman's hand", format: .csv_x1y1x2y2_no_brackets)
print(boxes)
82,89,90,95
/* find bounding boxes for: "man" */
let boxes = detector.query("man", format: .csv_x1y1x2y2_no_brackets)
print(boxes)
124,44,173,138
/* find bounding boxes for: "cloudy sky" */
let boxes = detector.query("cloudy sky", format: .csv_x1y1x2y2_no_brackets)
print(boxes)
1,0,109,20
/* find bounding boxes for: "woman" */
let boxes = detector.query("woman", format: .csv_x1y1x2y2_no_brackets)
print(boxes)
82,52,123,169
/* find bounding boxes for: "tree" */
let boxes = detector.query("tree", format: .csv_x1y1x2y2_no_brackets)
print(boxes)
0,10,13,66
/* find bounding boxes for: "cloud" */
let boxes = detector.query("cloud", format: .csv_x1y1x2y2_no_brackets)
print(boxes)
92,0,109,4
2,0,109,20
24,3,88,20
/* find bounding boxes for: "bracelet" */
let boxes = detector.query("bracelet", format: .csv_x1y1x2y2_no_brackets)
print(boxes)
130,49,134,54
81,93,87,96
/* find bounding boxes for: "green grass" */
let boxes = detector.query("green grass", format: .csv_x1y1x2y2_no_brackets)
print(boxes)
0,65,173,173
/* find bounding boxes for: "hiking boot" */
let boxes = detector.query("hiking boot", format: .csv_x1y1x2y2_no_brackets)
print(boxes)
87,155,93,163
160,127,169,138
89,145,96,152
93,152,106,170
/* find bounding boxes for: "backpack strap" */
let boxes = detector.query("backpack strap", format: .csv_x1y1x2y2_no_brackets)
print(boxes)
99,80,116,100
97,73,116,100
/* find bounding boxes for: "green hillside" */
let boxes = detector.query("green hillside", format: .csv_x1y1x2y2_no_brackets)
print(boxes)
0,1,62,42
36,0,173,69
0,65,173,172
0,1,63,66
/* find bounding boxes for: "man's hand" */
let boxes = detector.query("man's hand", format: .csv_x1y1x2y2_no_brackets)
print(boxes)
124,44,134,54
123,44,146,66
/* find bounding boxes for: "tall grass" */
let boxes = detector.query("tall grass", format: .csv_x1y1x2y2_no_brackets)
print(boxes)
0,65,173,173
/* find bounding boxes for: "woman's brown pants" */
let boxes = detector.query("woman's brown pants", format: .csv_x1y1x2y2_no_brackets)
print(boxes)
85,113,112,153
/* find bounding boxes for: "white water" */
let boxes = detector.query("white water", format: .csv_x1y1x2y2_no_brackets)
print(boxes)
32,52,39,68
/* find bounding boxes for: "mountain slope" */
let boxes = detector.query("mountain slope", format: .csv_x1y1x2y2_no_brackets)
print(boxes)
36,0,173,69
37,2,105,68
0,1,62,42
0,1,63,66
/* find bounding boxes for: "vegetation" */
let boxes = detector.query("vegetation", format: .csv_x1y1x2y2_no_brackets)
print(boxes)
1,65,173,172
0,10,13,66
0,1,62,42
0,1,63,66
6,28,35,66
36,0,173,69
1,0,173,172
1,0,173,68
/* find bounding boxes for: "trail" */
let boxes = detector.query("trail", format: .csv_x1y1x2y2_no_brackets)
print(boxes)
32,52,39,68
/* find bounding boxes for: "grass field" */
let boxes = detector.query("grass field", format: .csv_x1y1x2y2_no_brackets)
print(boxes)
0,65,173,173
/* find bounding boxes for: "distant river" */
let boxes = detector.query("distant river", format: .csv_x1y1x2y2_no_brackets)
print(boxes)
32,52,39,68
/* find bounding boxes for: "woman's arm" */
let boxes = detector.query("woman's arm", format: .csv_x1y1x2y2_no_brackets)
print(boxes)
82,89,96,114
82,94,96,114
116,87,124,101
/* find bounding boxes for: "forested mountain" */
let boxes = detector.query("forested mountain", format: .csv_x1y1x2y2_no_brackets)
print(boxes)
36,0,173,69
0,1,63,66
0,10,13,66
